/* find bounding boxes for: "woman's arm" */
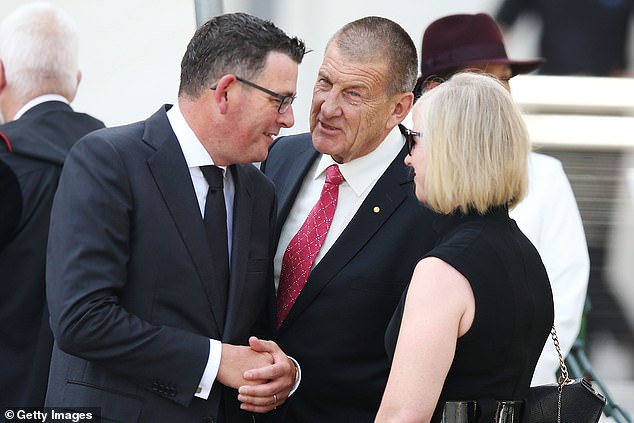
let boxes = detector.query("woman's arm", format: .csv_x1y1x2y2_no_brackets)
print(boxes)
375,257,475,423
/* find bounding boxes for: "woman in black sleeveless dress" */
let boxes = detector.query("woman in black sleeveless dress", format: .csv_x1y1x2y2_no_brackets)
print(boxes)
375,72,553,423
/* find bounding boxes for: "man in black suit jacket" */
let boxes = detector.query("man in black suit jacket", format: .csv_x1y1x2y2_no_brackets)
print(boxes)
254,17,439,423
45,13,306,423
0,3,104,407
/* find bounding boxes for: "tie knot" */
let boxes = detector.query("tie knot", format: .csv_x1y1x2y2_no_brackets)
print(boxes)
201,165,224,190
325,164,344,186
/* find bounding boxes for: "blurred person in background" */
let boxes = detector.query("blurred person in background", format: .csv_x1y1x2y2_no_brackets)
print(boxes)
0,2,104,407
413,13,590,386
495,0,634,76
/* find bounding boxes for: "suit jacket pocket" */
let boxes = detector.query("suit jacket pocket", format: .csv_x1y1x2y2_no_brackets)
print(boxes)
62,380,144,423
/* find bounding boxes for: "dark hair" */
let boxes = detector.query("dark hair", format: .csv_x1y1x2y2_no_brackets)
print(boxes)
412,69,457,102
179,12,306,98
328,16,418,97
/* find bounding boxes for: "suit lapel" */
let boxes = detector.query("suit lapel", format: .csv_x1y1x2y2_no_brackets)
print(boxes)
279,147,413,331
275,147,320,236
222,165,253,341
144,106,225,336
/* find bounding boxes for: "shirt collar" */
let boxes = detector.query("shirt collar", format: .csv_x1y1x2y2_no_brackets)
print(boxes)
315,125,405,196
166,101,226,174
13,94,69,120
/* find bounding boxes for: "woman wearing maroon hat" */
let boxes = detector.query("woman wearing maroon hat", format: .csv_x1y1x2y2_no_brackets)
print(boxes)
413,13,543,98
375,72,553,423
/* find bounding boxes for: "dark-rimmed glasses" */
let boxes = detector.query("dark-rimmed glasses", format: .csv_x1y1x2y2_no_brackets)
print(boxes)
210,77,296,114
398,124,422,155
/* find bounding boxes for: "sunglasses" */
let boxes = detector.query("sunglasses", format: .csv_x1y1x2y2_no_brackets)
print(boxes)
398,124,422,155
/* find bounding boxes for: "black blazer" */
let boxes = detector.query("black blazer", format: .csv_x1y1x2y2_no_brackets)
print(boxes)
0,101,104,407
260,133,439,423
45,106,277,423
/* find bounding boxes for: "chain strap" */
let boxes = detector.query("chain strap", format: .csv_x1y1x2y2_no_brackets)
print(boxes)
550,325,571,423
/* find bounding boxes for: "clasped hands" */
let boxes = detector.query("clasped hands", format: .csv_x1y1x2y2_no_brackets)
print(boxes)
216,336,297,413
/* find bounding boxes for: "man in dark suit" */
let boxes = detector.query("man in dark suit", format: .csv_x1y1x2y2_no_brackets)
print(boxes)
0,3,104,407
252,17,439,423
45,13,306,423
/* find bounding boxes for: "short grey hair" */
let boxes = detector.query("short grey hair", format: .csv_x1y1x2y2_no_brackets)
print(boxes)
0,2,80,102
328,16,418,97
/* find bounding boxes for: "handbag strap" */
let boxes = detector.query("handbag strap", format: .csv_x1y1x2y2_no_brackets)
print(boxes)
550,325,572,386
549,325,572,423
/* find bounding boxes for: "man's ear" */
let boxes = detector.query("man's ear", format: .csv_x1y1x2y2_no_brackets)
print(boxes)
0,60,6,92
65,70,82,102
212,74,237,114
387,91,414,129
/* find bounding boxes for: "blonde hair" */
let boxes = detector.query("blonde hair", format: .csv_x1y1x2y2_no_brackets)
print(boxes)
414,72,529,215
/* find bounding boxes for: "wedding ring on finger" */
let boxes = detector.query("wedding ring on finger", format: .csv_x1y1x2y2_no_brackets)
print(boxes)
273,393,278,409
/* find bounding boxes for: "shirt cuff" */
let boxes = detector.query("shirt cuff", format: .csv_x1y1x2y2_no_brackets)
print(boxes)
195,339,222,399
288,355,301,396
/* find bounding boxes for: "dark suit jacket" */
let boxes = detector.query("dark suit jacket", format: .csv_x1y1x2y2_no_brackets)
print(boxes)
45,105,277,423
260,133,439,423
0,101,104,407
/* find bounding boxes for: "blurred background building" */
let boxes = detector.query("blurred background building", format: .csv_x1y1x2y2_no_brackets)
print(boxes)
1,0,632,415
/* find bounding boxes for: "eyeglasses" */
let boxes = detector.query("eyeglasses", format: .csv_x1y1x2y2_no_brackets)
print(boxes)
211,76,296,114
398,124,422,155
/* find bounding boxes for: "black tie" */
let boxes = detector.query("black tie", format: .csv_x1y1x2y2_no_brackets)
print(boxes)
200,165,230,313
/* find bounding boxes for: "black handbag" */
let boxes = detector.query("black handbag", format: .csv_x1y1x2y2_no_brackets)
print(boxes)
524,326,606,423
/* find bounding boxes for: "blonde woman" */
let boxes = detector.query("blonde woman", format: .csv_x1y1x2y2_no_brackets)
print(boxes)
376,73,553,423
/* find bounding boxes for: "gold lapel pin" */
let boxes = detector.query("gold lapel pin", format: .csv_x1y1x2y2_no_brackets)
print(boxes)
373,206,381,213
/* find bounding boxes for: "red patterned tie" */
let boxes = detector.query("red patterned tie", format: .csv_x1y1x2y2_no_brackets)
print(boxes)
277,164,345,327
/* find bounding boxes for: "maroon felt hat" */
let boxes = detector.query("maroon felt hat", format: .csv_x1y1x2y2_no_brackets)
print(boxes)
419,13,544,81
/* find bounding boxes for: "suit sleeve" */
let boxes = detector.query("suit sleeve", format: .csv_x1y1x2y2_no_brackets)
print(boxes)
46,133,210,407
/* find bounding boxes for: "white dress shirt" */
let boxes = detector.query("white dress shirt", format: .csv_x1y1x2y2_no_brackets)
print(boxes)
274,125,405,289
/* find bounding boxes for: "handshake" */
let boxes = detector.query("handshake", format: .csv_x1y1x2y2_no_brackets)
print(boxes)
218,336,299,414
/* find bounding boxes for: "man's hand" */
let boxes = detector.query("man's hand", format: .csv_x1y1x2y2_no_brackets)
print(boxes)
216,343,274,389
237,336,298,413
